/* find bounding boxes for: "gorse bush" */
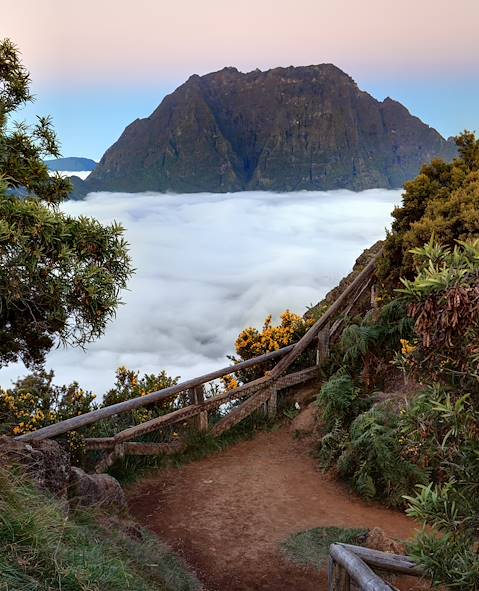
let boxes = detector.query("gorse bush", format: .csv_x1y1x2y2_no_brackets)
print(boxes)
235,310,310,358
232,309,313,381
1,366,182,467
0,369,95,436
98,367,182,435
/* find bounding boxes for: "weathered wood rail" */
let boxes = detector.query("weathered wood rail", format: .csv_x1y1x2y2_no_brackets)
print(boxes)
328,544,424,590
16,253,380,472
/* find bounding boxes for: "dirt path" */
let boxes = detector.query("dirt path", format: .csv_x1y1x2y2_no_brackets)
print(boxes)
128,427,419,591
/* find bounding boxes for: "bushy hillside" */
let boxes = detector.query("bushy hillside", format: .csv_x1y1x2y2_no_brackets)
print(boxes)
313,132,479,589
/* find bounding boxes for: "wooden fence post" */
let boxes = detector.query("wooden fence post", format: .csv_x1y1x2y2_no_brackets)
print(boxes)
328,556,335,591
317,321,331,365
334,564,351,590
197,409,209,432
188,385,208,432
267,386,277,419
329,556,351,590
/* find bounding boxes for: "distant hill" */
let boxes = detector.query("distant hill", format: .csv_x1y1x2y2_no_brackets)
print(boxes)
45,157,97,172
72,65,456,197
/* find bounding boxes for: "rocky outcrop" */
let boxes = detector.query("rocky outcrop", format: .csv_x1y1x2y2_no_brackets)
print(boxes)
0,436,126,514
72,65,456,198
69,467,127,513
0,436,71,498
365,527,405,554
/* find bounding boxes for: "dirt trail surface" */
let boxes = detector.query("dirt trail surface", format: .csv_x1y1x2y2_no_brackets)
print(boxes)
128,427,419,591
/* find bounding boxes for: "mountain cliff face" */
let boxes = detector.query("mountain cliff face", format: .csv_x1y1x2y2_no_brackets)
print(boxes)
74,65,456,196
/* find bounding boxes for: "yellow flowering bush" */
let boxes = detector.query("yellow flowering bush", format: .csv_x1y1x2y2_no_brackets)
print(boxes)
231,310,313,382
400,338,417,356
102,366,181,426
235,310,311,359
221,375,239,391
0,369,96,437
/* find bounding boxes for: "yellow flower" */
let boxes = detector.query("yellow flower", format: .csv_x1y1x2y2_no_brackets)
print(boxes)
400,339,416,356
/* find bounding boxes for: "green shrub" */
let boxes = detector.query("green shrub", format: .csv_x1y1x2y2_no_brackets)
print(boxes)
339,299,413,387
0,369,96,437
344,405,426,505
316,419,349,470
317,373,368,431
378,131,479,288
399,239,479,385
406,482,479,590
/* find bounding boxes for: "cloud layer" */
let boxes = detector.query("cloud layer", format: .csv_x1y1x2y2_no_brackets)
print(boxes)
0,189,401,397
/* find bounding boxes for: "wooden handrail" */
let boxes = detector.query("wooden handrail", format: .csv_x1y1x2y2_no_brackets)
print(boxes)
339,544,423,577
328,544,424,590
83,365,320,450
16,348,292,441
270,253,380,379
329,544,393,590
17,251,380,443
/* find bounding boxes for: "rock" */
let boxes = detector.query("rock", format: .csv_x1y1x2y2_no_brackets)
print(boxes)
292,383,320,406
69,467,127,513
290,403,317,435
365,527,405,554
0,436,71,498
72,65,456,198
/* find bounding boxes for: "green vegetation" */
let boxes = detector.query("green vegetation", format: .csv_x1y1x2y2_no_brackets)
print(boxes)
0,468,200,591
0,369,95,437
0,39,133,368
0,39,199,591
378,131,479,287
314,137,479,589
230,310,313,382
1,37,479,591
282,526,367,570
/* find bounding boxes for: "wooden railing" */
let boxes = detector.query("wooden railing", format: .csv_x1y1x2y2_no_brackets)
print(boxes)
328,544,423,590
16,253,380,472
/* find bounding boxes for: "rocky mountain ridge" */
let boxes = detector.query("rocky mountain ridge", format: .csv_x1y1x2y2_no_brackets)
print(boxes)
72,64,456,197
45,157,97,172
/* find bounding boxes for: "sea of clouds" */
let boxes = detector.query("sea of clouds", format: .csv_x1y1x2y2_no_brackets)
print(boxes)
0,189,402,397
48,171,92,180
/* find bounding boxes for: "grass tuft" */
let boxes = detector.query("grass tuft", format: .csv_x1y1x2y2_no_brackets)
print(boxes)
0,467,201,591
281,526,368,570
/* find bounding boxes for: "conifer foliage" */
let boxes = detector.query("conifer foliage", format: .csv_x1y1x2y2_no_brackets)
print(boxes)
0,39,133,367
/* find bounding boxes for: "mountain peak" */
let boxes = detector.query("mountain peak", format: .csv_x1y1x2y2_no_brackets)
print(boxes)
73,64,456,198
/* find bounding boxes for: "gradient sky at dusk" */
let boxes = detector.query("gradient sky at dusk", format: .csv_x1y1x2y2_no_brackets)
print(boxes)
3,0,478,159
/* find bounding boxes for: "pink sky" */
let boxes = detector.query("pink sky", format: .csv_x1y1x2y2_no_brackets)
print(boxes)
3,0,479,87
